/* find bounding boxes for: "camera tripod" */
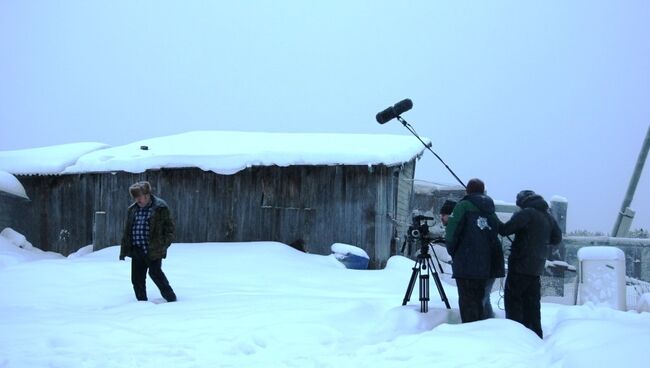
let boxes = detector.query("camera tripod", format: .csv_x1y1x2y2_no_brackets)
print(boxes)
402,242,451,312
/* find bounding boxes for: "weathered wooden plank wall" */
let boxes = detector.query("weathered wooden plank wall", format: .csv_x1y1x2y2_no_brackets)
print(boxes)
395,163,414,235
16,162,416,268
0,193,31,236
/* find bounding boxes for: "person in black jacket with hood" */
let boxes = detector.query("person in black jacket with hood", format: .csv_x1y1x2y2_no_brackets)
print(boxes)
499,190,562,338
445,178,505,323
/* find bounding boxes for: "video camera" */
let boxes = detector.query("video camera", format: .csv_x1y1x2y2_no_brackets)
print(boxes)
407,215,433,240
402,215,434,254
401,214,447,255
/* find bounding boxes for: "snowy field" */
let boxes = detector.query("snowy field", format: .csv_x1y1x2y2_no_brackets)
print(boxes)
1,233,649,368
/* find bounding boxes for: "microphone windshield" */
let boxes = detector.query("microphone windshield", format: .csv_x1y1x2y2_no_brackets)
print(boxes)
376,107,395,124
393,99,413,116
375,98,413,124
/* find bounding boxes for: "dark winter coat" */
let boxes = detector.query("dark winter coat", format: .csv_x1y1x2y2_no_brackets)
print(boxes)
499,194,562,276
120,195,175,261
445,193,505,279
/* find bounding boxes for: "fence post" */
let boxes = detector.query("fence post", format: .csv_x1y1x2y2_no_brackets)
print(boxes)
93,211,108,251
550,199,568,234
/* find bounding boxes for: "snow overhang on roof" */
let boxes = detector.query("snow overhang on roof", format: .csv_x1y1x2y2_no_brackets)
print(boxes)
0,170,30,200
413,180,465,194
0,142,110,176
0,131,430,176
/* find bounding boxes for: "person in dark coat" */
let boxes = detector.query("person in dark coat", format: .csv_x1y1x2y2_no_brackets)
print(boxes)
442,198,496,318
439,199,457,226
445,178,505,323
119,181,177,302
499,190,562,338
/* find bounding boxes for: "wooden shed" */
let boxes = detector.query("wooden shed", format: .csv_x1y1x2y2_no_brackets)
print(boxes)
0,131,428,268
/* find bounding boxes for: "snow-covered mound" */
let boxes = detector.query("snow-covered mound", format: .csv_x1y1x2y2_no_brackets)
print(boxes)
331,242,369,259
0,228,63,269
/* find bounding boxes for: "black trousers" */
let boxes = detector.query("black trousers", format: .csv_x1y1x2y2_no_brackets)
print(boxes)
483,278,496,319
131,252,176,302
456,278,489,323
505,272,542,338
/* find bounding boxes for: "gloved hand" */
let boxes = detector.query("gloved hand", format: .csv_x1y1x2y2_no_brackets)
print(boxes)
119,255,125,261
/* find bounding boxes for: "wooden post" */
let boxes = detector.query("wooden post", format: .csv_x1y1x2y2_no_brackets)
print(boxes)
613,124,649,236
93,211,108,251
613,207,635,238
550,199,568,234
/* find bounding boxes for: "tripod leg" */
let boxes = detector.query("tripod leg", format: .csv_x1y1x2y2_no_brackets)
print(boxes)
402,259,421,306
428,242,446,275
420,271,430,313
426,258,451,309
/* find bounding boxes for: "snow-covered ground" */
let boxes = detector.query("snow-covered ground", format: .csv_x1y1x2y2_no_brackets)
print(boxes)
1,232,649,368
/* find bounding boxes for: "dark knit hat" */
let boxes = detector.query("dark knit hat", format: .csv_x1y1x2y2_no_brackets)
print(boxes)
466,178,485,194
129,181,152,198
439,199,457,215
516,190,536,207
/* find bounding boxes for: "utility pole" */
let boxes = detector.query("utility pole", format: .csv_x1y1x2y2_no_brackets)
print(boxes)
612,124,650,237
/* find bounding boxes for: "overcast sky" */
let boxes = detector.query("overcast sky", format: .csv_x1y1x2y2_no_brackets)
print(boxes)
1,1,649,233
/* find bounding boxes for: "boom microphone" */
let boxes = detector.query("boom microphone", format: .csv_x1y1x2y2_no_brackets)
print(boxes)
375,98,413,124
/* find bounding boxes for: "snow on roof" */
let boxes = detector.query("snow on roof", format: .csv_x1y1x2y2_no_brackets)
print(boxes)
0,131,428,176
551,195,568,203
0,142,109,175
63,131,429,175
413,180,465,194
0,171,29,199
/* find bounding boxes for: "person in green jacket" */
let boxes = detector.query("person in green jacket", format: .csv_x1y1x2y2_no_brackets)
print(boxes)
445,178,505,322
119,181,177,302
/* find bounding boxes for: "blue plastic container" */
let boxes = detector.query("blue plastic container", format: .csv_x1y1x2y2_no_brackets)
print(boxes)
337,253,369,270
